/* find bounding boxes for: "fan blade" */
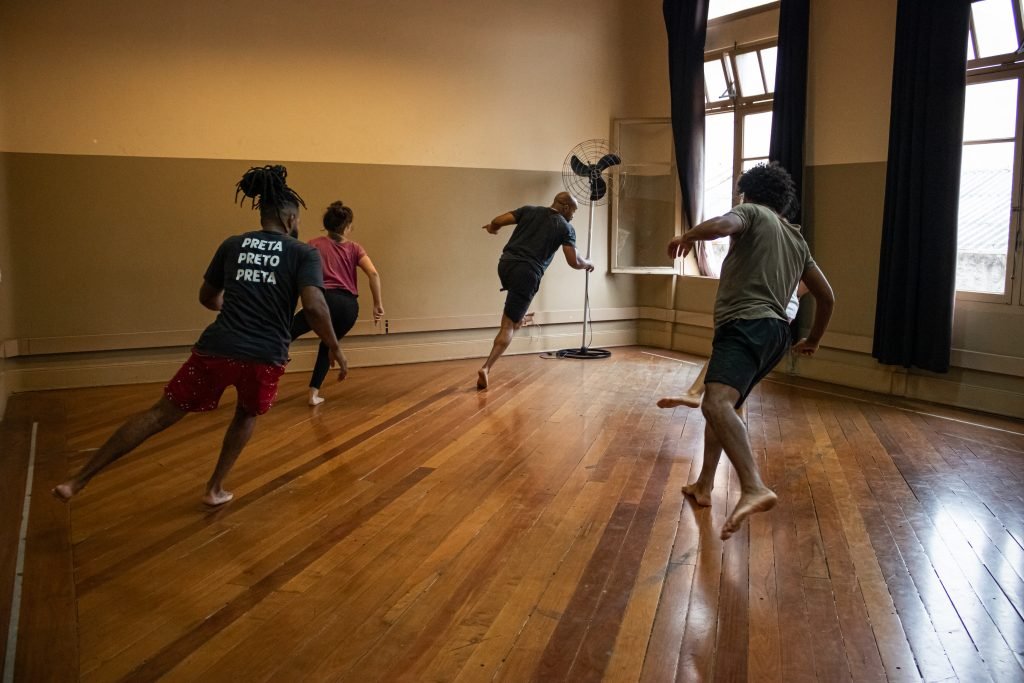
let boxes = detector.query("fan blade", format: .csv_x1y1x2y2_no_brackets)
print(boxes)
590,176,607,201
595,153,622,172
570,155,591,177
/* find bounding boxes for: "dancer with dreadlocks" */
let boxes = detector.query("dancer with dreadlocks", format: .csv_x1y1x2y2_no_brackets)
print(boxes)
53,165,345,506
664,162,834,540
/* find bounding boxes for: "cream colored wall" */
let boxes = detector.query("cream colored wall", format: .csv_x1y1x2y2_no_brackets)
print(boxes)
0,0,623,171
806,0,897,166
0,0,644,404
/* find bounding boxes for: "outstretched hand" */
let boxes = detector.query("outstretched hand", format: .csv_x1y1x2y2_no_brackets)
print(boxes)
791,338,819,357
330,347,349,381
482,223,500,235
667,236,693,260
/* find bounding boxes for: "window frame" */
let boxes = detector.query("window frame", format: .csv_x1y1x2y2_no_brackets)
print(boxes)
958,0,1024,306
697,39,777,276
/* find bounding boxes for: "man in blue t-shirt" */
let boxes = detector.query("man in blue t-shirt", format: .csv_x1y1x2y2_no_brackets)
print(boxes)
54,166,345,508
477,192,595,390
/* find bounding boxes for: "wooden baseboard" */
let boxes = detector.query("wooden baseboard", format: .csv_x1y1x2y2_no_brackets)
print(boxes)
2,323,638,396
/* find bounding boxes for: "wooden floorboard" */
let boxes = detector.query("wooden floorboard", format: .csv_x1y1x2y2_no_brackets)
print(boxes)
1,347,1023,681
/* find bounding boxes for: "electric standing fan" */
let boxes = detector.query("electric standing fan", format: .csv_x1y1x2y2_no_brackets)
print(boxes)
555,139,622,360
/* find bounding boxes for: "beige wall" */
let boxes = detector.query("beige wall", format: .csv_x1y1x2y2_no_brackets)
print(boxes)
0,0,624,171
806,0,897,165
0,0,644,409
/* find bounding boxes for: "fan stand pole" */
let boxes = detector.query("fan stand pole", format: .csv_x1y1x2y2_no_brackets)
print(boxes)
581,200,595,349
555,198,611,360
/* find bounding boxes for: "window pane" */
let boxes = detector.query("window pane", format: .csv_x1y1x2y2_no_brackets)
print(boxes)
704,59,731,102
614,122,677,270
708,0,775,20
761,46,778,92
742,157,769,172
742,111,772,158
964,80,1018,141
957,142,1013,294
736,51,765,96
972,0,1020,59
704,112,736,219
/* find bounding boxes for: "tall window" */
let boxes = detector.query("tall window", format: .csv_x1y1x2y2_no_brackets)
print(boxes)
700,41,777,275
708,0,778,21
959,0,1024,305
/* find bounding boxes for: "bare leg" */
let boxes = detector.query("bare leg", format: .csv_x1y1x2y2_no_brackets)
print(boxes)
202,405,258,506
701,382,776,539
52,396,187,501
680,402,746,506
657,363,708,409
478,314,522,390
681,421,723,506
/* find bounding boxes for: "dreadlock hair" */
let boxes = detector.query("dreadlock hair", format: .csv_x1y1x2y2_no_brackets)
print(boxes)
235,165,307,220
736,162,797,218
323,201,354,234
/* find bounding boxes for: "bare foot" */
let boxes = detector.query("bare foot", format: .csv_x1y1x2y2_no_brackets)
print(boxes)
52,482,79,502
477,368,489,390
657,394,702,409
202,489,234,507
521,312,536,327
720,488,777,540
308,389,325,407
681,482,713,507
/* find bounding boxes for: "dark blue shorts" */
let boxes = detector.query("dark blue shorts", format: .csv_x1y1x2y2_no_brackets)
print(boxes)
498,260,541,324
705,317,790,408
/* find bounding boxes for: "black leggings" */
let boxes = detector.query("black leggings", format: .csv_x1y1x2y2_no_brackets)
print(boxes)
290,289,359,389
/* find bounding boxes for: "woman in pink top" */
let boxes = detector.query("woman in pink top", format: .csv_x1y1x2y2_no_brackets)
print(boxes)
291,201,384,405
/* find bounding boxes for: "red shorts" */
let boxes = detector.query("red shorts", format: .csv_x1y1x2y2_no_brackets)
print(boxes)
164,351,286,416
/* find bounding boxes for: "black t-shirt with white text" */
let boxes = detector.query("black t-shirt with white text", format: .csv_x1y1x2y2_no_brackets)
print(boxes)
194,230,323,364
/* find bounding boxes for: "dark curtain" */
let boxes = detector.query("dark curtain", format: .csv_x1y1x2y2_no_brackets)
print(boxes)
768,0,810,234
768,0,811,341
872,0,973,373
663,0,710,267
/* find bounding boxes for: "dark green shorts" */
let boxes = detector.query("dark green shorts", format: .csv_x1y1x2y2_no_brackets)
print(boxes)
705,317,790,408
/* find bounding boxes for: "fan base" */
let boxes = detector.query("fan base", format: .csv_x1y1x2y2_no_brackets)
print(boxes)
553,347,612,360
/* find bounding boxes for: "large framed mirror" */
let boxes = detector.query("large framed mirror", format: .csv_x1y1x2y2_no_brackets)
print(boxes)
610,118,679,274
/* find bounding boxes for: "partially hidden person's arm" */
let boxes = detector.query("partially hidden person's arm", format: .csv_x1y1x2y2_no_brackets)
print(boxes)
561,244,595,271
792,264,835,357
300,285,348,380
666,213,745,259
482,212,517,235
358,254,385,322
198,281,224,311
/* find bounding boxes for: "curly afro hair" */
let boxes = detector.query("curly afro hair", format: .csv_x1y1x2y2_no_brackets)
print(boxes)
736,162,797,218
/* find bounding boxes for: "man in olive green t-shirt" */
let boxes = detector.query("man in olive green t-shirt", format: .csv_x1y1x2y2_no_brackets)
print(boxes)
665,163,835,540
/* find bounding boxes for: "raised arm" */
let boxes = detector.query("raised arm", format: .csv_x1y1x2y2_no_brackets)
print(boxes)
358,254,385,322
791,264,835,357
666,213,745,259
482,212,517,235
198,281,224,311
561,244,595,271
300,285,348,380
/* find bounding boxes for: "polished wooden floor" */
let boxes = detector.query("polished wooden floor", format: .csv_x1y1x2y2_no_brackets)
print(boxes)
1,347,1023,682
